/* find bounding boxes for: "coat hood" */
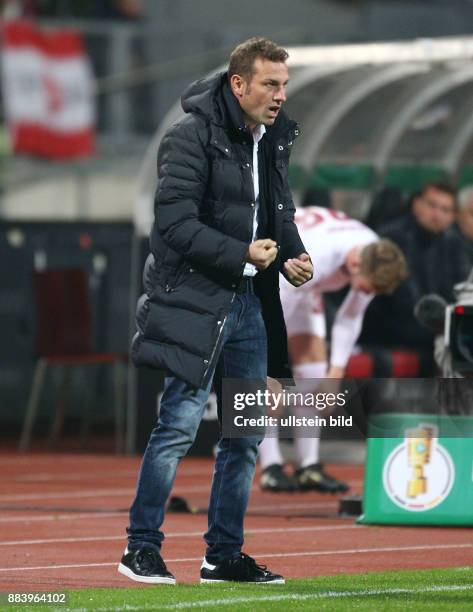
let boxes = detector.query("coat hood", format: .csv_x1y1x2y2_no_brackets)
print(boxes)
181,71,227,124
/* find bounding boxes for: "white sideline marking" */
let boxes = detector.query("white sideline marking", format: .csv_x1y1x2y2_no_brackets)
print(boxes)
0,524,360,546
2,477,336,502
65,584,473,611
1,543,472,573
159,584,473,610
0,456,133,466
0,484,215,502
11,466,216,482
0,488,136,502
0,492,339,507
0,501,337,524
9,471,362,486
0,512,127,523
13,471,137,482
249,501,337,511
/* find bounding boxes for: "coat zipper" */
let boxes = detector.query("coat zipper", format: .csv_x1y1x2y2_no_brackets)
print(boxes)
249,162,256,240
201,293,235,386
248,138,259,242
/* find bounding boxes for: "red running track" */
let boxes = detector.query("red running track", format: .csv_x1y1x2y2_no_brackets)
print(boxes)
0,453,472,591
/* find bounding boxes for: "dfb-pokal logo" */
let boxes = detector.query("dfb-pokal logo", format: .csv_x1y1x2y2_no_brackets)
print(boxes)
383,424,454,512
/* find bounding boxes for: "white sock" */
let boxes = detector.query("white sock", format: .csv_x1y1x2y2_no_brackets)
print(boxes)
295,434,320,468
293,362,327,380
293,362,327,469
259,434,284,470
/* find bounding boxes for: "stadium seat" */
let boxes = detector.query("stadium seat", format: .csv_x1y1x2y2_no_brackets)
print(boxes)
345,350,421,378
19,268,127,452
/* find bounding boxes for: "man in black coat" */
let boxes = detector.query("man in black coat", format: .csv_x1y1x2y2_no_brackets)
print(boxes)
119,38,313,585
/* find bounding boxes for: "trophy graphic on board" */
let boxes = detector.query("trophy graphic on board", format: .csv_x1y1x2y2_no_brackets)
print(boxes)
405,425,437,498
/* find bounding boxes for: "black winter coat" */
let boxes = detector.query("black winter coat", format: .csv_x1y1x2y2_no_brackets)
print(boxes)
132,71,307,389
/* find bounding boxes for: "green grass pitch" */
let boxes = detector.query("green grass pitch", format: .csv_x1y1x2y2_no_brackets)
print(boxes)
11,566,473,611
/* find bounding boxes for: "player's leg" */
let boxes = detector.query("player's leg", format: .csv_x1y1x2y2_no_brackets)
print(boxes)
289,303,349,494
257,283,312,492
259,434,298,491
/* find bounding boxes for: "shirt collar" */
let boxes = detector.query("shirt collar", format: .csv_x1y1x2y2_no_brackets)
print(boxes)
252,124,266,144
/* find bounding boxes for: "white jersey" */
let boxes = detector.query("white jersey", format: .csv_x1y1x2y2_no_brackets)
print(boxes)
281,206,378,369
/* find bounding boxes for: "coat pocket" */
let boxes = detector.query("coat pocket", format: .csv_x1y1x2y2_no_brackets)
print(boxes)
158,262,188,293
158,248,186,291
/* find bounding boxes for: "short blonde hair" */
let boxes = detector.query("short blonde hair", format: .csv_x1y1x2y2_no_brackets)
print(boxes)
360,239,408,294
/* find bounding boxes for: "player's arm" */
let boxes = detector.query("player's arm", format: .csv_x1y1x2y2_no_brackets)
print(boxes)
326,365,345,379
328,289,374,377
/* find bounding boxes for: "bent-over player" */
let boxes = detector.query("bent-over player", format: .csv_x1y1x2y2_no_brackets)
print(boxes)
259,206,407,492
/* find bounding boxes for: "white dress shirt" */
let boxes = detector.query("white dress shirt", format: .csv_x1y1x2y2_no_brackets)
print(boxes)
244,123,266,277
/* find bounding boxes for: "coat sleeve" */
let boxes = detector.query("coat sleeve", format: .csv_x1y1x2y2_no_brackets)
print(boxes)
155,118,249,277
279,196,306,262
278,183,312,283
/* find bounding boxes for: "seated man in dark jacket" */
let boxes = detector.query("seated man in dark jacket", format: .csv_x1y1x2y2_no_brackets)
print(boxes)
361,182,460,357
119,38,312,586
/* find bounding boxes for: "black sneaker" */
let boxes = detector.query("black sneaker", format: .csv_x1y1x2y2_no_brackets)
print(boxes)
200,553,285,584
295,463,350,493
118,547,176,584
260,464,298,492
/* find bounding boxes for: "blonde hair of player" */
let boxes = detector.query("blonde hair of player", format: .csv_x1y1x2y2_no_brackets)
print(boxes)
359,238,408,294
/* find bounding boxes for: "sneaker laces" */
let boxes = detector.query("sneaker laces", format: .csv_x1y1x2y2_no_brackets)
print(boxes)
136,548,166,573
238,553,268,576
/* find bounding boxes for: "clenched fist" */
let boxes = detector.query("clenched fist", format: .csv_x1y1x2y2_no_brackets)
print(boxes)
246,239,278,270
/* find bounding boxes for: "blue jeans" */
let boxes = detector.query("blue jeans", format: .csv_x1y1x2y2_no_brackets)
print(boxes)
127,292,267,563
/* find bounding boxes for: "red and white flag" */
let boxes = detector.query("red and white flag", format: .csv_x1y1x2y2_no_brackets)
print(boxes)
2,20,95,159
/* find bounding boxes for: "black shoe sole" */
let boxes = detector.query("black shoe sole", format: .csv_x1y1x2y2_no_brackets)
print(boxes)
118,563,176,584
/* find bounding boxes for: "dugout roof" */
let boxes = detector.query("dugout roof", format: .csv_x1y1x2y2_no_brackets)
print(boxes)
134,36,473,234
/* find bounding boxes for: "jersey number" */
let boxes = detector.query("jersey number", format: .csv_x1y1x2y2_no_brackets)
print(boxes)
296,208,348,230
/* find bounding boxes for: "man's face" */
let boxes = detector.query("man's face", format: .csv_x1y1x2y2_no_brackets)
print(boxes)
458,200,473,241
231,58,289,129
412,187,456,233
